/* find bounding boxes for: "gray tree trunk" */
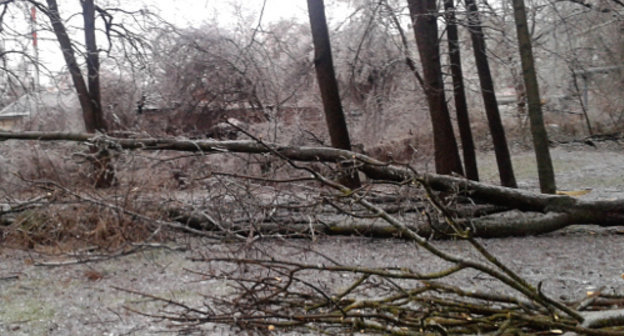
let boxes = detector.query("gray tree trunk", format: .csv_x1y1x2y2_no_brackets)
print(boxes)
81,0,114,188
444,0,479,181
81,0,106,132
46,0,114,187
46,0,97,133
407,0,464,176
307,0,361,189
464,0,517,188
511,0,556,194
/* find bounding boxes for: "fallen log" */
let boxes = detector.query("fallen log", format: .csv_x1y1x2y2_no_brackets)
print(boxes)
1,131,623,236
167,205,617,238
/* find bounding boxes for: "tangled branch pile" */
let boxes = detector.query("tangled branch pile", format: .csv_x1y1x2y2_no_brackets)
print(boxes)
123,175,624,335
141,257,622,335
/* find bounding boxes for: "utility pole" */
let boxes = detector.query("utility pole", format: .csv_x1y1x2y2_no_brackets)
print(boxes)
30,5,40,91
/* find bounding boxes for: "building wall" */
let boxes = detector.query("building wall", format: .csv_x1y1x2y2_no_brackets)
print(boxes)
0,117,22,131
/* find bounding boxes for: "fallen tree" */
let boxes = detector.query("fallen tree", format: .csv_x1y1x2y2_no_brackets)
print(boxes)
2,131,624,335
1,131,622,238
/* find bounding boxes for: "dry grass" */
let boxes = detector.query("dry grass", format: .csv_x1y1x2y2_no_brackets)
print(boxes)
0,143,176,252
2,203,162,253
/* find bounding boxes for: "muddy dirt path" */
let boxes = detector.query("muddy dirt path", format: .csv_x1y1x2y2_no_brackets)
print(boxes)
1,144,623,335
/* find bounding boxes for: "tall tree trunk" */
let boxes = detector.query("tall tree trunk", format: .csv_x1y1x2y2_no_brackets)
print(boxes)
307,0,361,189
511,0,556,194
464,0,517,188
82,0,106,132
407,0,464,176
81,0,114,188
444,0,479,181
46,0,114,187
46,0,97,133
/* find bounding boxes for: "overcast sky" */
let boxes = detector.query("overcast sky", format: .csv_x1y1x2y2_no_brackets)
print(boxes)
149,0,310,27
4,0,350,84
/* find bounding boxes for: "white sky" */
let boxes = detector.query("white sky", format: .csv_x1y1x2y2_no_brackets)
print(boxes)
139,0,351,31
150,0,310,27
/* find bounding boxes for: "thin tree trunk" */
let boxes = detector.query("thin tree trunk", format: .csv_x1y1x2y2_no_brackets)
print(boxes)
307,0,360,189
571,71,594,136
511,0,556,194
407,0,464,176
444,0,479,181
464,0,517,188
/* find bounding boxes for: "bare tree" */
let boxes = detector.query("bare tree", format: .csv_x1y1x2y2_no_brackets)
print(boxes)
3,0,161,186
150,19,315,137
464,0,517,188
39,0,114,187
81,0,106,132
321,1,427,154
307,0,361,188
43,0,102,133
407,0,464,176
511,0,556,193
153,28,264,113
444,0,479,181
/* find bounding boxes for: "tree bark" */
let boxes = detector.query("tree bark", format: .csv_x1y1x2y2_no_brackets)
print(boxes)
511,0,556,194
307,0,360,189
166,207,581,239
81,0,114,188
45,0,97,133
81,0,106,132
1,131,623,231
45,0,114,188
407,0,464,176
464,0,517,188
444,0,479,181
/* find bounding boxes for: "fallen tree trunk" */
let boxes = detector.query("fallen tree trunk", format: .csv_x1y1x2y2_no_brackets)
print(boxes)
1,131,623,237
0,197,584,239
168,207,584,239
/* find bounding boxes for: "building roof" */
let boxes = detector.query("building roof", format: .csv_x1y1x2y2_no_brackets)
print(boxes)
0,94,34,120
0,90,84,132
